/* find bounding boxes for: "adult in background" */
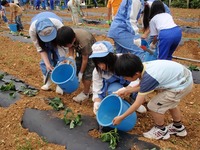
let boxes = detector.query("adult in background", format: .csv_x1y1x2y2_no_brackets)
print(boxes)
56,26,96,102
29,12,72,94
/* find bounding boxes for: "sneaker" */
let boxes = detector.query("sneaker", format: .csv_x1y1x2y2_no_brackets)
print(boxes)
73,91,89,102
167,123,187,137
143,126,170,140
136,105,147,113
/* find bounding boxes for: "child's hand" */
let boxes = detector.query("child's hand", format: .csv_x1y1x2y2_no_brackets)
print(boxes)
93,101,101,115
112,115,123,125
113,87,127,98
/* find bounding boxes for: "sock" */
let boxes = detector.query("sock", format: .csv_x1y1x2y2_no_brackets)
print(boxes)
155,124,165,131
173,121,182,128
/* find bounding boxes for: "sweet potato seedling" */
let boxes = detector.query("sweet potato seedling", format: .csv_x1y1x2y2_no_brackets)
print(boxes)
100,128,120,149
63,108,82,129
48,97,65,111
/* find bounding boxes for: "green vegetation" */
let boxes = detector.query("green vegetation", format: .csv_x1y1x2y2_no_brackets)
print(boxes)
63,108,82,129
48,97,65,111
100,128,120,150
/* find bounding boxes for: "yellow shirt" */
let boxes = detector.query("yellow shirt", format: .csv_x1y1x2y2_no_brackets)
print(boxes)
107,0,122,17
9,3,23,16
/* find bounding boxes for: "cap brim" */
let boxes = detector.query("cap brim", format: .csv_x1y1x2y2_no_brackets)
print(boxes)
89,52,109,58
38,27,57,42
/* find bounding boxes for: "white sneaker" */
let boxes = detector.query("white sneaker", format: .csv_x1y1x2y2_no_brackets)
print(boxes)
167,123,187,137
143,126,170,140
136,105,147,113
56,86,63,95
73,91,89,102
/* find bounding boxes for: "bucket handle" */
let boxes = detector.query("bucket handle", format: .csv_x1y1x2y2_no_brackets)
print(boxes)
57,57,77,77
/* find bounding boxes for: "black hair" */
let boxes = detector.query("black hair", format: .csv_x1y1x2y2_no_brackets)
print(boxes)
142,2,150,32
1,0,8,6
92,53,117,74
149,1,165,20
37,34,57,52
115,54,143,77
56,26,75,47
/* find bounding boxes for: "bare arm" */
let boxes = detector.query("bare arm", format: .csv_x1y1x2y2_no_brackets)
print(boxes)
113,95,146,125
40,51,54,71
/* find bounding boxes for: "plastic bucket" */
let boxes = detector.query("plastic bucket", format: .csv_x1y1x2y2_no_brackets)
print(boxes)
9,24,17,32
97,94,137,132
51,58,79,94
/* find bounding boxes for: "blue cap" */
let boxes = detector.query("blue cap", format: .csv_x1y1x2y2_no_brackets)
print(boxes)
89,41,114,58
35,18,57,42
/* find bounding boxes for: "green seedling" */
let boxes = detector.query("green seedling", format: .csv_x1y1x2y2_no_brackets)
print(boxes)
63,108,82,129
188,64,200,71
20,86,38,97
100,128,120,150
0,74,4,80
9,91,17,99
48,97,65,111
0,82,16,91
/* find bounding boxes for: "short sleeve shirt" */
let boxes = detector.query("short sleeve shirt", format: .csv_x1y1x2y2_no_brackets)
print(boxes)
73,29,96,56
138,60,193,96
150,13,177,36
107,0,122,16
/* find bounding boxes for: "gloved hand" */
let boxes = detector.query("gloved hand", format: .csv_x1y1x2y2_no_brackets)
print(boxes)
93,101,101,115
106,20,112,25
150,42,156,49
133,38,141,47
78,72,83,82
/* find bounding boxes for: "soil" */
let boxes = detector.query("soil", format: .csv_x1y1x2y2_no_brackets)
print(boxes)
0,7,200,150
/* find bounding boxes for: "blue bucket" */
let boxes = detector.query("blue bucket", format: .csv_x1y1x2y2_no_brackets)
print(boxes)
9,24,17,32
97,94,137,132
51,58,79,94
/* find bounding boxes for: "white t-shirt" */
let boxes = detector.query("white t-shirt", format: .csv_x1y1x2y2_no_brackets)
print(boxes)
29,18,63,52
138,60,193,95
150,13,177,36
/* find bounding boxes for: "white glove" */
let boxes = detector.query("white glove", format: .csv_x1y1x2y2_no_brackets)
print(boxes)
78,72,83,82
133,38,141,47
150,42,156,49
93,101,101,115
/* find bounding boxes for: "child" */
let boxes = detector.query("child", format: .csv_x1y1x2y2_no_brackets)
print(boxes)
144,1,182,60
113,53,193,140
56,26,96,102
107,0,146,61
1,0,23,31
89,41,147,114
106,0,122,25
0,3,9,28
67,0,83,25
141,0,170,39
29,12,71,94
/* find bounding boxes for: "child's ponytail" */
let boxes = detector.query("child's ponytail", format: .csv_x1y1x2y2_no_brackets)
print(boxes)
142,2,150,32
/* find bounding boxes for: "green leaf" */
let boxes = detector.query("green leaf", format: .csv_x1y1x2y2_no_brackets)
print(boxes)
70,120,75,129
9,92,17,99
0,74,4,80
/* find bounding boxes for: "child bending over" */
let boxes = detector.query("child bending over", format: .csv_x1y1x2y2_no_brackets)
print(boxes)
113,53,193,140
